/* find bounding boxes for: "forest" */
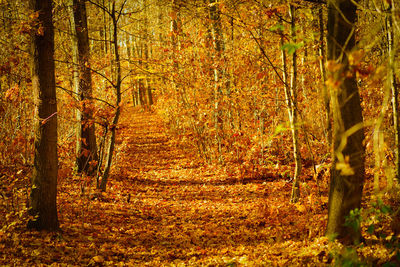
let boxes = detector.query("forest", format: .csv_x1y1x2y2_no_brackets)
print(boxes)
1,0,400,265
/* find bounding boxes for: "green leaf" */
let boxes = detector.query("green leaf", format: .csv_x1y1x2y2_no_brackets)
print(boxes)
367,225,374,234
344,208,361,232
381,205,392,214
281,42,304,55
269,24,284,32
274,123,286,135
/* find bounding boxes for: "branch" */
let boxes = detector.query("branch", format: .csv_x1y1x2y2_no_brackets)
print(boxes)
231,6,288,87
87,0,111,16
116,0,128,22
56,85,116,108
300,0,326,4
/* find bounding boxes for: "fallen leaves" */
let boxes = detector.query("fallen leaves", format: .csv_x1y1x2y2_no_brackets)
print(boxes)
0,107,392,266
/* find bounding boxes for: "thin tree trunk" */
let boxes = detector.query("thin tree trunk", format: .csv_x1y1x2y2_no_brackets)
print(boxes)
209,0,224,158
136,12,146,108
99,1,123,192
102,0,107,53
288,5,301,203
125,31,135,106
69,0,81,173
372,75,391,194
372,9,395,193
388,3,400,183
28,0,59,231
279,5,301,203
171,0,181,101
318,7,332,144
143,0,153,107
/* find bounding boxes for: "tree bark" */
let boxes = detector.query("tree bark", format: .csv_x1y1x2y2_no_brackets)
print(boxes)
143,0,153,107
70,0,98,175
387,2,400,183
280,6,302,203
28,0,59,231
171,0,182,98
288,5,302,203
99,1,123,192
326,0,365,244
209,0,225,158
318,6,332,144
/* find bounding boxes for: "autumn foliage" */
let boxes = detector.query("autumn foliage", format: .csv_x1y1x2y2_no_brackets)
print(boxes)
1,0,400,265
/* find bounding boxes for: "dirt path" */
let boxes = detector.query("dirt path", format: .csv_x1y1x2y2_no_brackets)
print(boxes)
83,107,327,265
2,107,329,266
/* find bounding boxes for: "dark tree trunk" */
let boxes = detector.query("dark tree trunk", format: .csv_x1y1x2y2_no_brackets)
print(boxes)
326,0,365,244
28,0,59,231
71,0,98,175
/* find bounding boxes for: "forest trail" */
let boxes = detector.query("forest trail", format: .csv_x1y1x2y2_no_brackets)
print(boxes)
2,106,329,266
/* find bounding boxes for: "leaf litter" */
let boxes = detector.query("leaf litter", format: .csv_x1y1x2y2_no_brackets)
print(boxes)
0,106,336,266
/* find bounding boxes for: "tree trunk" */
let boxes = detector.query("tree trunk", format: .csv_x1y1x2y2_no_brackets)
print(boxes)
99,107,120,191
70,0,98,175
209,0,224,158
171,0,182,100
288,5,302,203
143,0,153,107
70,0,81,173
326,0,365,244
318,6,332,144
280,6,301,203
99,1,123,192
28,0,59,231
387,3,400,183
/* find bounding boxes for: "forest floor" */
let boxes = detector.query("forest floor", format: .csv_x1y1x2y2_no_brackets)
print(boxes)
0,106,380,266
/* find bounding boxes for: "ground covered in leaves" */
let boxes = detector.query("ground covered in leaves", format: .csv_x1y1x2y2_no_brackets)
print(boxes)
0,107,397,266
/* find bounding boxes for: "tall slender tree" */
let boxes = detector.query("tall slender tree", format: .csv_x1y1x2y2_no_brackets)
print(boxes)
387,1,399,183
209,0,225,158
99,0,126,192
280,7,302,203
326,0,365,244
28,0,59,230
287,4,302,203
318,6,331,143
170,0,182,100
70,0,98,175
142,0,153,107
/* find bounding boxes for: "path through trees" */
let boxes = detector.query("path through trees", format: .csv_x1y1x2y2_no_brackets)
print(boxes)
2,107,329,266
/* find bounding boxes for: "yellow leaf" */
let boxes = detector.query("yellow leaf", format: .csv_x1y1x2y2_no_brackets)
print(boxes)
349,50,364,65
325,60,342,72
92,255,104,263
336,162,355,176
295,203,306,213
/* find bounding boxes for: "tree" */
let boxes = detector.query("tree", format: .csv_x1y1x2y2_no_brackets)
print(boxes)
98,0,126,192
287,4,301,203
209,0,225,159
70,0,98,175
142,0,153,107
170,0,182,101
326,0,365,244
28,0,59,230
279,5,301,203
318,6,331,143
387,1,399,183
